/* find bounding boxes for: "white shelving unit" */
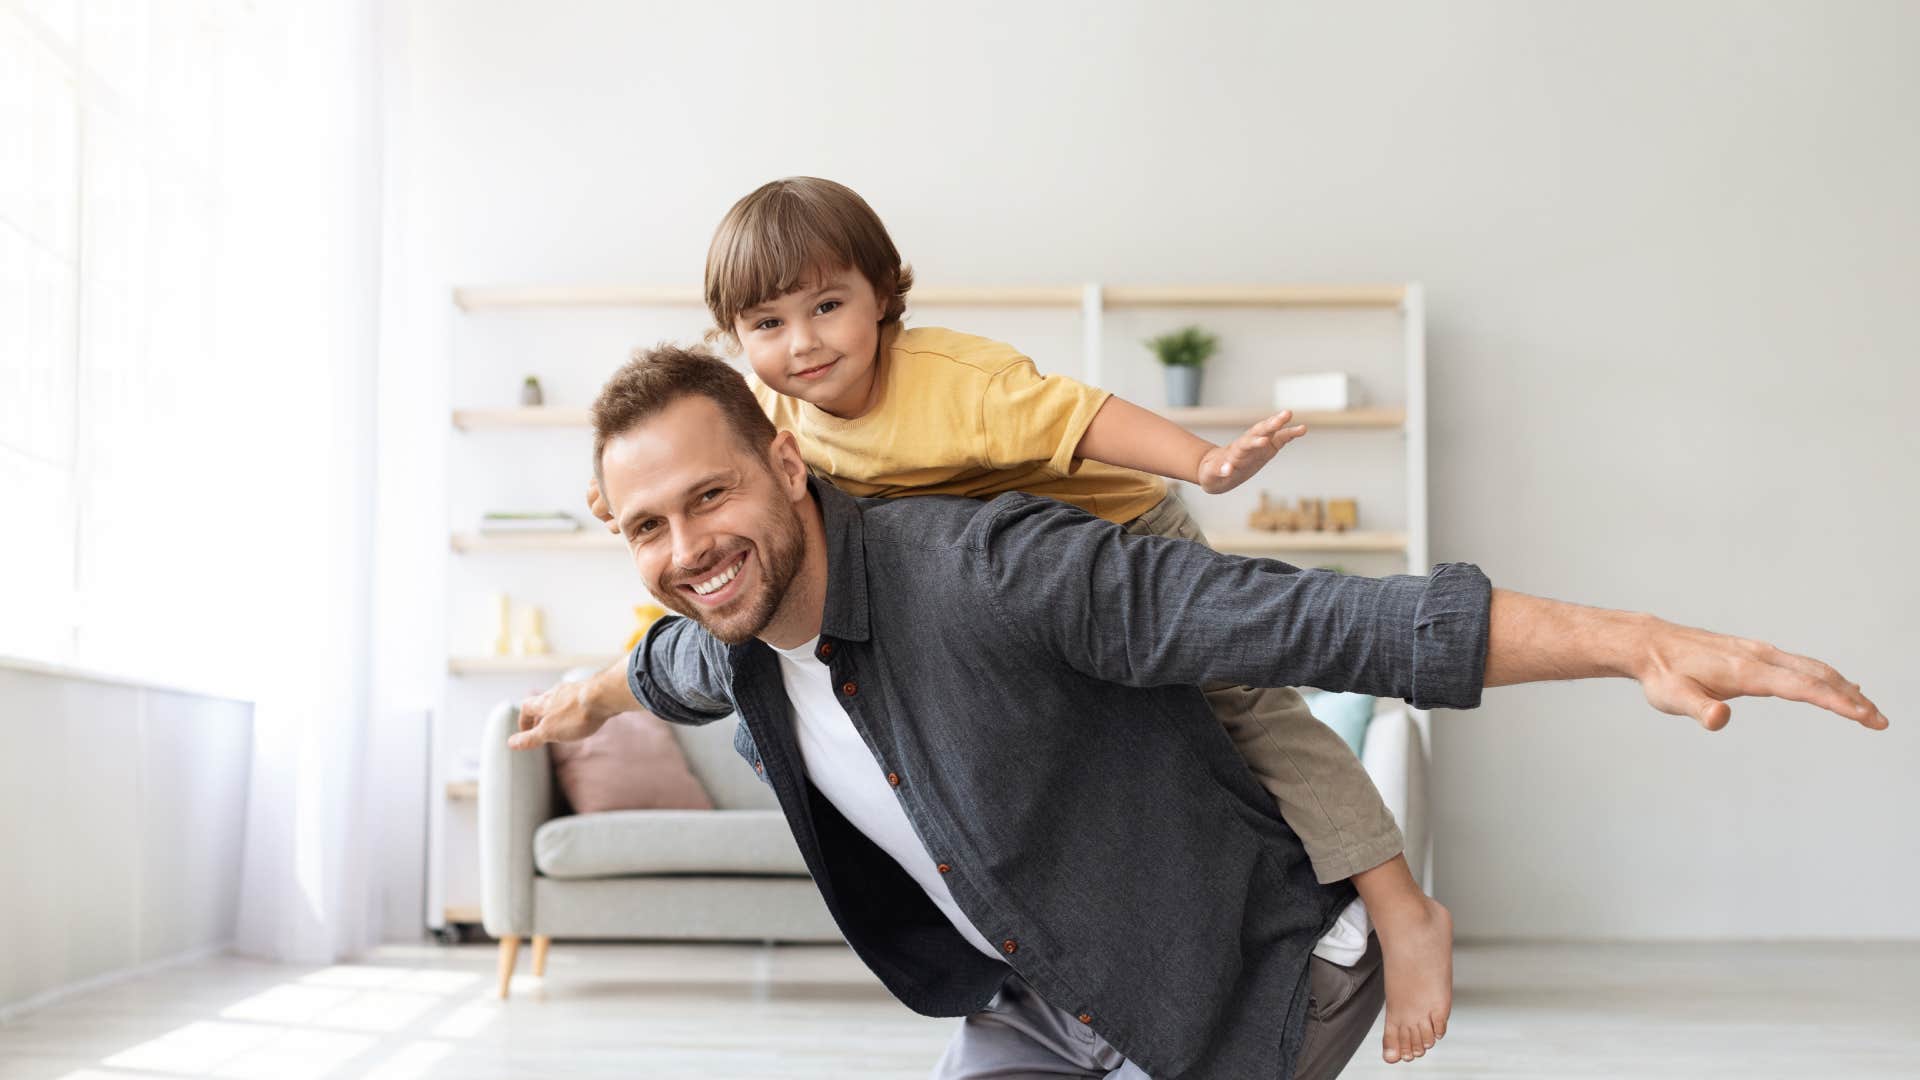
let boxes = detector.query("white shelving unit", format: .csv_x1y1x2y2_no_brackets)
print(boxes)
433,281,1430,931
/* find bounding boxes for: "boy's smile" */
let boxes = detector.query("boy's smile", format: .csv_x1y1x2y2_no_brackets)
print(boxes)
736,266,889,419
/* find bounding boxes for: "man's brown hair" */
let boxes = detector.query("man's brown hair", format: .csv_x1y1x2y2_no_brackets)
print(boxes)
704,177,914,347
592,343,780,486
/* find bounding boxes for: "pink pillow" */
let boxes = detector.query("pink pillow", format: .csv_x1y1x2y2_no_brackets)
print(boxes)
549,710,714,814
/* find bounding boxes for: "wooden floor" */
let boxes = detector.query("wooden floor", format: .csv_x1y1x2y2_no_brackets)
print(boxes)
0,940,1915,1078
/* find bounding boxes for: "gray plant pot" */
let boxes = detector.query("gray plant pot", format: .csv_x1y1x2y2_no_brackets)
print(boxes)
1163,365,1203,408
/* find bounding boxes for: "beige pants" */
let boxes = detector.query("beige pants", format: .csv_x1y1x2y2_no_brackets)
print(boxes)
1124,493,1403,884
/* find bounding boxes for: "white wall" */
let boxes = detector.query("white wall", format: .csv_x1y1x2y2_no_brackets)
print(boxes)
390,0,1920,939
0,664,252,1016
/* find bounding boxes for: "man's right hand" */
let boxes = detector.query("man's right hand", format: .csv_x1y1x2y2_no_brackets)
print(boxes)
586,477,618,533
509,660,638,750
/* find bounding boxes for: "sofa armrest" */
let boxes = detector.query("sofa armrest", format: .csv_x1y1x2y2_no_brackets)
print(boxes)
479,699,554,938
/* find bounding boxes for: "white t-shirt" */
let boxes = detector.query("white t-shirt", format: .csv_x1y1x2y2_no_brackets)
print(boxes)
772,637,1006,963
770,637,1369,968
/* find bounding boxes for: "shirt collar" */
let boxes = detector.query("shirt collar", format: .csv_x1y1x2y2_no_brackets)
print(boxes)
809,476,871,643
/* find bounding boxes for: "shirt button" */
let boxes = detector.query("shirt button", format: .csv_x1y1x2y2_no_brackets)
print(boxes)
887,772,900,787
1001,939,1018,955
754,762,764,774
817,640,834,659
841,680,858,697
937,862,951,874
1077,1012,1093,1024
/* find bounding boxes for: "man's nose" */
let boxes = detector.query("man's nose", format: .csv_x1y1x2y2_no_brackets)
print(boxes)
671,523,716,575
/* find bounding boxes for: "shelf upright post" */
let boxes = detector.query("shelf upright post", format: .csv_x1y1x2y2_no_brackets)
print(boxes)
1402,283,1429,577
1081,282,1104,386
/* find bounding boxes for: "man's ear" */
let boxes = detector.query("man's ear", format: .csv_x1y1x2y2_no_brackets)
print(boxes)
768,430,809,500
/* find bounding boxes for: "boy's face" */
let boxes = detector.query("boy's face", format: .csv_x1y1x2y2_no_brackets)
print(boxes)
734,266,888,417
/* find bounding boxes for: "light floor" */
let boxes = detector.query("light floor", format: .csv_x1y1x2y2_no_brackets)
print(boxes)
0,941,1915,1079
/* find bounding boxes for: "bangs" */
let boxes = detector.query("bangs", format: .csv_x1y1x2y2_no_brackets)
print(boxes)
707,197,856,327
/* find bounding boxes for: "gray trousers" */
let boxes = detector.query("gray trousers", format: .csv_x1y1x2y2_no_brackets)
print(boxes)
931,934,1386,1080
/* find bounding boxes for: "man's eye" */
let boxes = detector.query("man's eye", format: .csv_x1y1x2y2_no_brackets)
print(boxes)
815,299,841,315
701,488,723,502
634,520,659,535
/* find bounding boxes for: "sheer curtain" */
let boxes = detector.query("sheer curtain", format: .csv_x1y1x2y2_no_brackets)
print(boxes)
2,0,389,962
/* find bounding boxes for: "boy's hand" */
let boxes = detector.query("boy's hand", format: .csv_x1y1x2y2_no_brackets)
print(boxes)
586,477,618,533
1196,410,1308,495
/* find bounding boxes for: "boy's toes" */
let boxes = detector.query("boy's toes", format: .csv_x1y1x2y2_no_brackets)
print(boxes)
1382,1029,1401,1063
1416,1016,1436,1052
1433,1011,1448,1040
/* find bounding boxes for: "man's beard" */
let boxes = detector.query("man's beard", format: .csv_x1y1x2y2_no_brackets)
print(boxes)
655,498,805,646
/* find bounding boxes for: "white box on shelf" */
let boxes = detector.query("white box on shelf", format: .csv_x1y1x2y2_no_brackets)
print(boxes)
1273,373,1361,412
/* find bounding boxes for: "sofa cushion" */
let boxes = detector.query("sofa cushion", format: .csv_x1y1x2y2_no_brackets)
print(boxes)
549,710,714,814
533,809,809,879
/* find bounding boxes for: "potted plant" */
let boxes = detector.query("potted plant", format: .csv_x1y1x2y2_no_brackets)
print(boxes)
1145,325,1217,408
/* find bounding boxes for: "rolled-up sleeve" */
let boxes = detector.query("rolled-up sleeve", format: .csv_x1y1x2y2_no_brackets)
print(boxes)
627,615,737,725
974,495,1491,708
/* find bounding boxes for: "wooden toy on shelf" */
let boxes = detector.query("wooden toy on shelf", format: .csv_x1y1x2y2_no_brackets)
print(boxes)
1324,499,1359,533
1247,494,1361,533
491,593,513,656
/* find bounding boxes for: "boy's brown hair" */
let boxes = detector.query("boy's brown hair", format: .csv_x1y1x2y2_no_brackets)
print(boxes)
704,177,914,346
592,343,779,486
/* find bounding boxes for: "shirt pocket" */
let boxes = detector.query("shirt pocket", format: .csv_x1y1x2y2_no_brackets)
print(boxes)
732,719,773,787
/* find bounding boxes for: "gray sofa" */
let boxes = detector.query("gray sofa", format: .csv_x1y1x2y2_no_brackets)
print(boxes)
478,694,1428,998
478,699,842,998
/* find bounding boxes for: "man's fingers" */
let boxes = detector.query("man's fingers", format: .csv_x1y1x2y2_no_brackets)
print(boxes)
1755,645,1882,725
506,722,546,751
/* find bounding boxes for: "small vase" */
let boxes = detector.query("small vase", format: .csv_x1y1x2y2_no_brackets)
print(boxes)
520,378,545,406
1164,366,1203,408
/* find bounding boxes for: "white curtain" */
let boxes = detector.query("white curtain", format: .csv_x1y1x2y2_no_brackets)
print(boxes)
220,0,387,963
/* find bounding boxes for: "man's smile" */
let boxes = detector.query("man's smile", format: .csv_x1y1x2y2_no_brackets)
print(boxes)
680,549,751,607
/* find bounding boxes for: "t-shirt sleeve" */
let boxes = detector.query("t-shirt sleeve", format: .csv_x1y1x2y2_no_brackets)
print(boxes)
978,359,1113,476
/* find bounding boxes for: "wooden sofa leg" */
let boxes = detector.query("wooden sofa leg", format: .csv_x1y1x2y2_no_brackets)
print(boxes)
531,935,551,977
496,934,521,999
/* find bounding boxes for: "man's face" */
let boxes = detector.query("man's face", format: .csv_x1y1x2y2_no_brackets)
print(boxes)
600,396,806,645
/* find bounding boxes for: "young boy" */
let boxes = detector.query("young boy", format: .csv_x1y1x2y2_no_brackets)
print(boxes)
589,177,1450,1066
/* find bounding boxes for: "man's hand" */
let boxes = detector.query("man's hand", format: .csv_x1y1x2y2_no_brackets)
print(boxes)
1195,410,1308,495
586,477,618,533
508,659,639,750
1485,590,1889,731
1634,620,1888,731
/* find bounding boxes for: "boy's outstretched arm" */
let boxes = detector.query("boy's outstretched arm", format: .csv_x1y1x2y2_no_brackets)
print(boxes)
1074,394,1306,495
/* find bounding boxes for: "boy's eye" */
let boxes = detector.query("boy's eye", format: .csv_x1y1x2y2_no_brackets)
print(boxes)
815,299,841,315
754,317,780,332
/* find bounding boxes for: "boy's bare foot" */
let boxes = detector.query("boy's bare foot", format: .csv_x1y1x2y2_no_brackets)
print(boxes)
1372,893,1453,1064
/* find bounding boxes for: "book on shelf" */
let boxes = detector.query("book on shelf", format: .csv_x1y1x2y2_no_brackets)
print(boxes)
479,511,582,534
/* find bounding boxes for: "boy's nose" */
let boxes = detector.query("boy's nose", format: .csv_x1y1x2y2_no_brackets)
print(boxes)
789,325,819,356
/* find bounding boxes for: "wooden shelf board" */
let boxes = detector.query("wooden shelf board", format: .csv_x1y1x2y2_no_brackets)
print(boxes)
452,531,621,553
452,407,591,430
446,779,478,801
453,283,1408,312
1163,406,1405,429
1105,285,1406,308
1212,531,1408,555
448,654,619,675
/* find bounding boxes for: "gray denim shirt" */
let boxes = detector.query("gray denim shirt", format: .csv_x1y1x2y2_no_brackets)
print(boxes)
629,479,1491,1080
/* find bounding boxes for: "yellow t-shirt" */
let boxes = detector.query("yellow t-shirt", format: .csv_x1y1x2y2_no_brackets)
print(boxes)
749,325,1167,524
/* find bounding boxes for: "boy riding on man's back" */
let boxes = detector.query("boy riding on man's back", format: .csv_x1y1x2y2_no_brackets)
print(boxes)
588,176,1454,1066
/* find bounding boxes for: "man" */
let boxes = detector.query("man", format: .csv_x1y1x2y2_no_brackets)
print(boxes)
512,346,1886,1080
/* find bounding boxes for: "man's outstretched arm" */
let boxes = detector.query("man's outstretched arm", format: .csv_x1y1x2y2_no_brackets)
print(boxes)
1484,590,1888,731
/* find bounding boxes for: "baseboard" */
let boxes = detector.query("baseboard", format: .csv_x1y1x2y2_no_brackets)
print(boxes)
0,941,235,1026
